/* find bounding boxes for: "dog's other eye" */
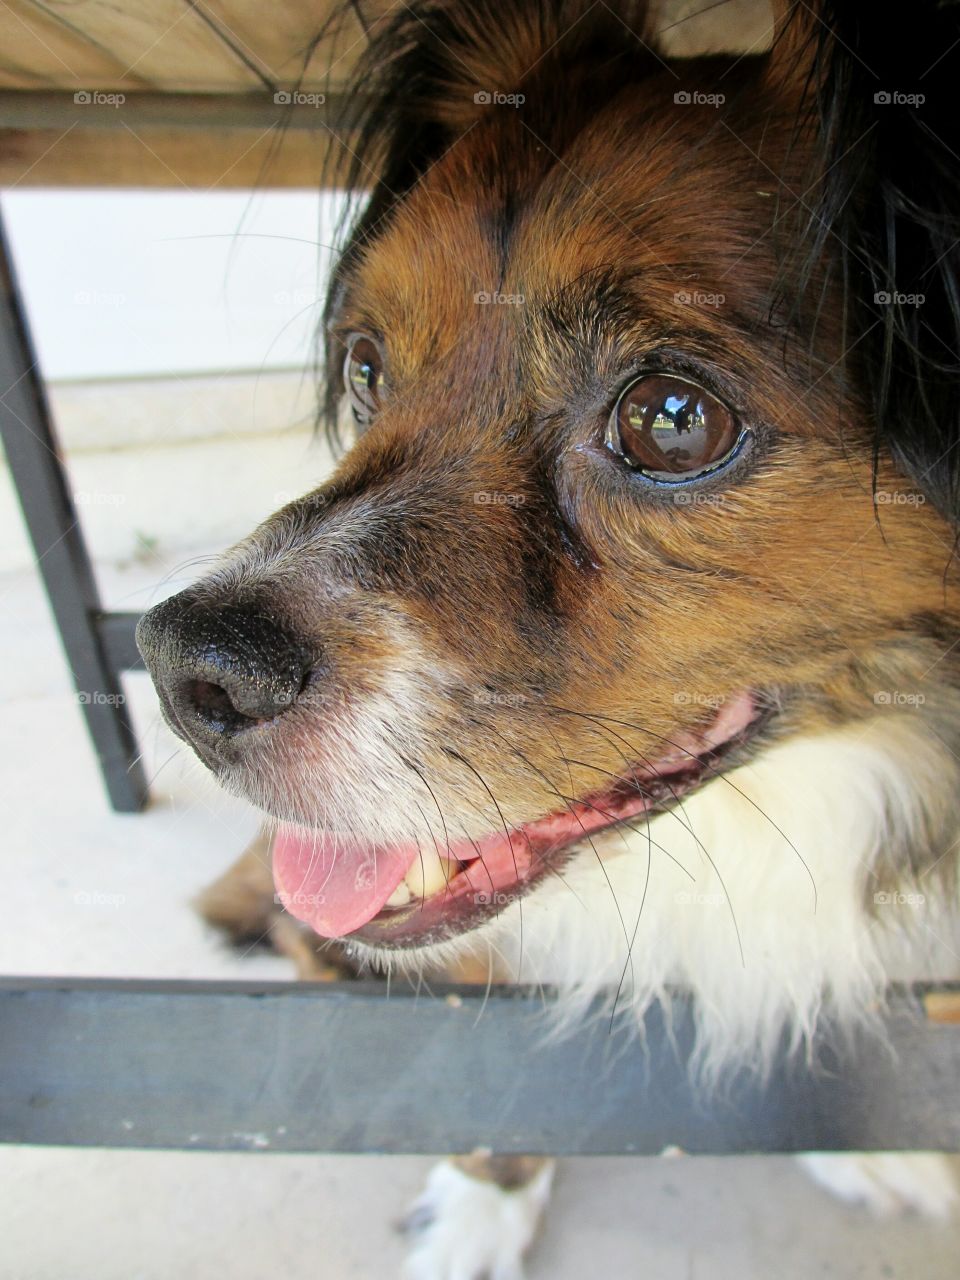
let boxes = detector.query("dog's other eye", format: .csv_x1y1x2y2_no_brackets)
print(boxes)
606,374,743,482
343,334,385,427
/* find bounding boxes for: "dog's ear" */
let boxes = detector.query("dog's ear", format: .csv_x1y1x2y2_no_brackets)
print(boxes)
320,0,654,439
331,0,654,188
772,1,960,524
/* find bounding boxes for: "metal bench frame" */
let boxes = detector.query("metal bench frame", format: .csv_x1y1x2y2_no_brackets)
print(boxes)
2,206,959,1157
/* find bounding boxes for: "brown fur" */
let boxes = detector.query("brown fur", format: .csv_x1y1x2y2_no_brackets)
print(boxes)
145,0,960,962
450,1152,550,1191
184,15,959,890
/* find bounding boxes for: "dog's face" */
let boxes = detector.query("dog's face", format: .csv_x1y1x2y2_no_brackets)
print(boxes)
138,2,960,954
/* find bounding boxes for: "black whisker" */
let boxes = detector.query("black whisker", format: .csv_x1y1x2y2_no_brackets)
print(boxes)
479,729,639,996
550,703,818,915
444,748,526,981
548,705,749,966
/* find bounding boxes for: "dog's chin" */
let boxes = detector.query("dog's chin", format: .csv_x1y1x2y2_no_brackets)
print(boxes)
268,690,773,953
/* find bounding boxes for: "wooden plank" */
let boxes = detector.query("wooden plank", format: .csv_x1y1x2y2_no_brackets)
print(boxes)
0,89,353,128
0,0,774,93
0,0,148,89
0,91,361,188
924,990,960,1024
1,979,959,1155
196,0,374,89
19,0,265,91
656,0,774,57
0,124,339,188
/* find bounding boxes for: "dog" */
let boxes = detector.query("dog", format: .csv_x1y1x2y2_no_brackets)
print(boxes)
137,1,960,1274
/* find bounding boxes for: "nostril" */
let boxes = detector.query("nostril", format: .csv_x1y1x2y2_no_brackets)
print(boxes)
187,678,255,735
181,668,306,736
189,679,233,717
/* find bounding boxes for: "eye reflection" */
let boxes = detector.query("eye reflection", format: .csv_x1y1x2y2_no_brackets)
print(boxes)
611,375,742,480
343,334,385,427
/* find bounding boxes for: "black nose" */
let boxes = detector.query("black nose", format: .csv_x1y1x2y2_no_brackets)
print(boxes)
136,594,312,751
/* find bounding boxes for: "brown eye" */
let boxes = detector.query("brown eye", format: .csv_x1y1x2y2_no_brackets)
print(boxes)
606,374,743,481
343,334,385,426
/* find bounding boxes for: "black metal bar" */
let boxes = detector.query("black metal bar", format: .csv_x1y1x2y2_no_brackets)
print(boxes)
1,979,958,1154
98,610,146,672
0,214,148,812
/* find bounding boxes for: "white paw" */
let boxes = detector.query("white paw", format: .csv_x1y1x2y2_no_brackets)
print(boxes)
401,1158,554,1280
798,1152,958,1220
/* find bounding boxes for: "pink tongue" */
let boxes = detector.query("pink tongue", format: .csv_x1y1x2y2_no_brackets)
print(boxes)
272,827,417,938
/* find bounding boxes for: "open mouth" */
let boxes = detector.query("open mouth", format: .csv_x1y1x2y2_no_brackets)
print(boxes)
272,691,767,949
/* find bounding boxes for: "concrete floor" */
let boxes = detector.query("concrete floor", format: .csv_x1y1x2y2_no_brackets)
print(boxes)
1,422,958,1278
5,1148,959,1280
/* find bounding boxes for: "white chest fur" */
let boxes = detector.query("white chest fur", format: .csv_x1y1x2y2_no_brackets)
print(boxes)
477,715,960,1077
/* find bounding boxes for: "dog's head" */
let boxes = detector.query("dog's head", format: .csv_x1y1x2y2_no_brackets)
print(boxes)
138,1,960,955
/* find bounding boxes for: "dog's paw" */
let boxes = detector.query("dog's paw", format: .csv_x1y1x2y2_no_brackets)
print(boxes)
797,1152,958,1220
400,1157,554,1280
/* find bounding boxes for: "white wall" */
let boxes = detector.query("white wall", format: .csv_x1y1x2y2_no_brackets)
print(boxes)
0,190,347,575
1,189,346,380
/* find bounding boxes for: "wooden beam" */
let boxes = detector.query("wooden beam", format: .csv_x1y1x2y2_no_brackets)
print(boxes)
0,0,150,90
0,91,359,187
0,123,347,188
196,0,374,88
16,0,265,91
0,89,352,129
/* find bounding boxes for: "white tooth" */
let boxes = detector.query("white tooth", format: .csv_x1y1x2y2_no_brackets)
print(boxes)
405,850,457,901
385,881,412,908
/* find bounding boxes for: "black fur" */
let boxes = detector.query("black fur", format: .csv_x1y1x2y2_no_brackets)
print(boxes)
787,0,960,523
